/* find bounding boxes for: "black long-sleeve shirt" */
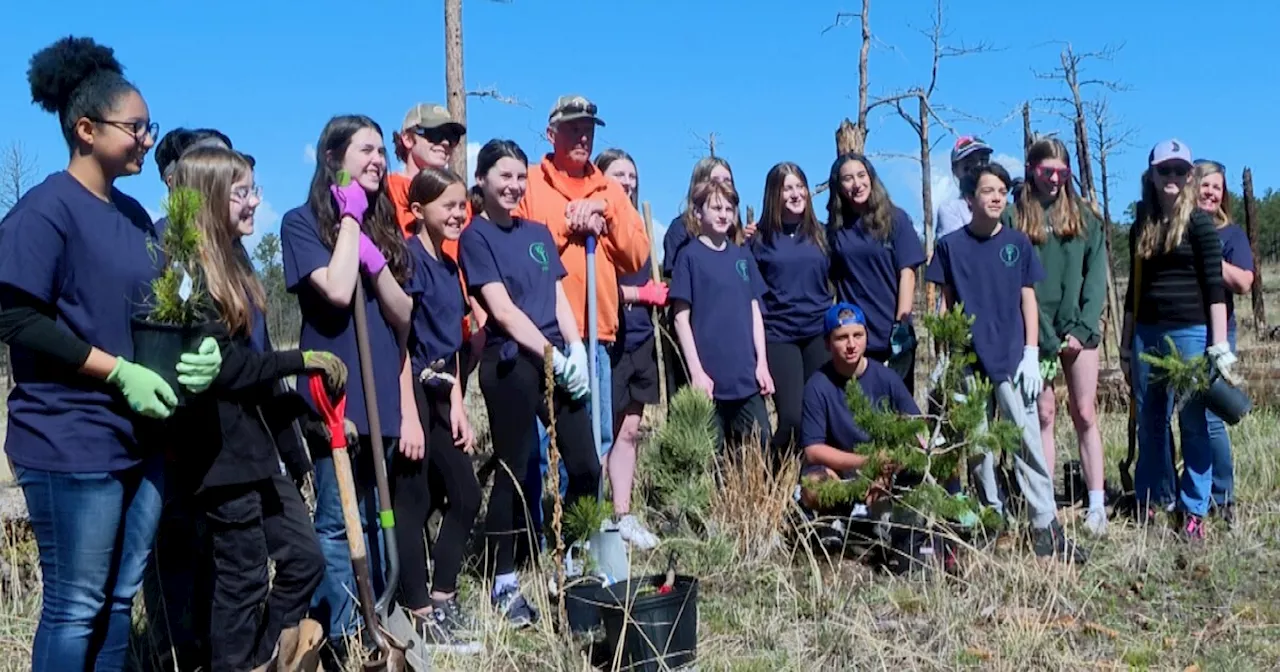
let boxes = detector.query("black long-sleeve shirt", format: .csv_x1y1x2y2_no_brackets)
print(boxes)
1126,209,1225,327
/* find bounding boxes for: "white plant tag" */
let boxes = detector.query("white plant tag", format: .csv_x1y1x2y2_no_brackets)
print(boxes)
178,270,193,302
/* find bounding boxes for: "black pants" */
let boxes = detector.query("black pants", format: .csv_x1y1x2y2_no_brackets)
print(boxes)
869,346,917,395
142,484,213,670
200,474,325,671
479,351,599,575
766,335,831,460
392,381,482,608
714,394,772,455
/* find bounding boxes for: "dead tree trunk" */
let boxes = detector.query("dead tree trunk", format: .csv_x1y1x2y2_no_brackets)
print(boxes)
1095,137,1120,364
444,0,467,178
1243,167,1267,332
918,95,936,317
1022,102,1033,151
828,0,872,156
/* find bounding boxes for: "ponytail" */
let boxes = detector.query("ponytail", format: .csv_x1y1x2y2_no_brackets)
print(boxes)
469,184,486,218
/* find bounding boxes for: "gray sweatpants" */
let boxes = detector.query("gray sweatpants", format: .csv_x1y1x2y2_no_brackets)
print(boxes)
969,380,1057,530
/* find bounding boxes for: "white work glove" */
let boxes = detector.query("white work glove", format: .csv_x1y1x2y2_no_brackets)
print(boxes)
552,343,591,400
1207,342,1241,386
1015,345,1043,401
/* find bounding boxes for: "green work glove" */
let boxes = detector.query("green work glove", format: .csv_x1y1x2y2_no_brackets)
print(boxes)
176,337,223,393
1040,357,1061,383
303,350,348,398
107,358,178,419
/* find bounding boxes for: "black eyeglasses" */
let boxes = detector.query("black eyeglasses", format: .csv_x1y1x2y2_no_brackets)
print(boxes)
1156,164,1190,178
89,117,159,141
412,126,461,145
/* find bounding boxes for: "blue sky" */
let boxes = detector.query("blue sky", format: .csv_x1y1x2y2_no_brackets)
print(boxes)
2,0,1276,260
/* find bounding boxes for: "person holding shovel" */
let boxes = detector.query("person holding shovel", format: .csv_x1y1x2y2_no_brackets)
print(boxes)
458,138,595,627
392,165,483,652
670,179,774,452
1194,158,1253,526
925,163,1088,564
596,148,665,550
753,161,834,465
1012,137,1109,537
826,153,925,393
167,145,351,672
280,114,415,658
1120,140,1236,539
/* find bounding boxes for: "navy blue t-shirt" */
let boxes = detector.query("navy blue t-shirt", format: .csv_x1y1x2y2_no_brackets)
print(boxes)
669,239,765,401
280,204,402,436
249,304,270,353
828,207,926,352
801,359,921,452
458,216,567,361
617,259,655,353
751,227,832,342
925,225,1044,385
1218,223,1254,326
661,213,691,278
405,235,466,380
0,171,162,472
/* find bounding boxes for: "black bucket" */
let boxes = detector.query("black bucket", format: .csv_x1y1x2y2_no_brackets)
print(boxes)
599,575,698,672
130,315,208,407
563,578,605,634
1203,376,1251,426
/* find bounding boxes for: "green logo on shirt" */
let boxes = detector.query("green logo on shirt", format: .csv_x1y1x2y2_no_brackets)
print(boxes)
529,242,549,271
1000,243,1020,267
735,259,749,281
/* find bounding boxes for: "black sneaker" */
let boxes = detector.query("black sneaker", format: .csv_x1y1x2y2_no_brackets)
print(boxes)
1030,520,1089,564
432,596,476,634
492,585,539,628
412,610,482,655
1219,502,1236,529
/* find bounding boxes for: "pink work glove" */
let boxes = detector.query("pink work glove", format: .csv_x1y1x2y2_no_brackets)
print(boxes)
358,233,387,277
636,280,669,306
330,178,369,224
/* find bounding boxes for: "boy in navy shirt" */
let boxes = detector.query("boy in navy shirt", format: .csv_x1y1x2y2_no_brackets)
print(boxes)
670,180,774,452
925,163,1087,564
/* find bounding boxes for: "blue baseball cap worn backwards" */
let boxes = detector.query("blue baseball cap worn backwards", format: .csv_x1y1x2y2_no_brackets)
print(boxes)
824,302,867,336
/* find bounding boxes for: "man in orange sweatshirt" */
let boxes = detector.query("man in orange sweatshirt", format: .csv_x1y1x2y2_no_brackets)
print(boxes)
515,95,649,525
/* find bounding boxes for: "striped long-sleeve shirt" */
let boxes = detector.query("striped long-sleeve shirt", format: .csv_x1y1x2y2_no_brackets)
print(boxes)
1126,208,1226,327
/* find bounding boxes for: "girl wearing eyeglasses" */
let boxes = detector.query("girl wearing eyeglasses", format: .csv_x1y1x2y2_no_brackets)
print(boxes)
1013,137,1109,536
1193,159,1254,526
1121,139,1236,539
0,37,198,670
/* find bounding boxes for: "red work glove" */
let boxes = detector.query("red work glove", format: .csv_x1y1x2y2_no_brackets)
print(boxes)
635,280,669,307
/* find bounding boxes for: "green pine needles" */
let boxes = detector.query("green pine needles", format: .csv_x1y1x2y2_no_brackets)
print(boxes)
145,186,208,326
639,387,718,531
1139,336,1213,398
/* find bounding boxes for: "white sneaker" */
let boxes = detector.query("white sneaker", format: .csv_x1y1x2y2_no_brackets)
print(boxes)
1084,508,1108,537
617,514,659,550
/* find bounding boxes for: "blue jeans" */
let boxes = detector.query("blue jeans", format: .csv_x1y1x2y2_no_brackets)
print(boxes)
523,343,613,544
17,455,165,671
1208,325,1237,507
309,438,391,642
1132,323,1215,516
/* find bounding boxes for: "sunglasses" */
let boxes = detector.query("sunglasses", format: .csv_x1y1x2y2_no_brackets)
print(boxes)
411,126,461,145
1034,165,1071,181
1156,164,1190,178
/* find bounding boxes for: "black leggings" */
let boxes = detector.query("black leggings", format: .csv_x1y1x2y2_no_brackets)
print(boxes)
766,334,831,460
392,382,482,608
479,351,599,575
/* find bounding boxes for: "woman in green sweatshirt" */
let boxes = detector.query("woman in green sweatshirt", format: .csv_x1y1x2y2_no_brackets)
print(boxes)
1014,137,1109,536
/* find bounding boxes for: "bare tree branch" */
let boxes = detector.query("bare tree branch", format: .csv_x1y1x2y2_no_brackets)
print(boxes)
821,11,862,35
467,85,531,108
0,142,38,213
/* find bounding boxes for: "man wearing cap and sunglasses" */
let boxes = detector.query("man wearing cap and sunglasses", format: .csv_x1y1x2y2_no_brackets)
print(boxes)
388,103,468,238
936,136,995,241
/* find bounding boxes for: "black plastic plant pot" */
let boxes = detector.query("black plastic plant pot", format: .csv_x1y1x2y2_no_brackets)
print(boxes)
563,577,606,634
130,315,208,408
599,575,698,672
1203,377,1251,426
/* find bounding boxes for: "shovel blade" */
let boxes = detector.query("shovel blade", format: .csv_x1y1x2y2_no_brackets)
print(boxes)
384,607,430,671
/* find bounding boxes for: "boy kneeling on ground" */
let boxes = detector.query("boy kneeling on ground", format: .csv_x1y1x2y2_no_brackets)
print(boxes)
924,163,1088,564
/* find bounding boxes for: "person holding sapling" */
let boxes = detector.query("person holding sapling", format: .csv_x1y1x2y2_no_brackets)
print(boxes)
1120,141,1236,539
925,163,1088,564
797,303,920,511
457,139,595,628
1012,137,1109,537
168,146,356,671
752,162,834,466
392,165,482,652
596,148,665,551
280,114,415,657
0,37,215,670
1194,158,1253,526
826,153,926,392
670,179,774,452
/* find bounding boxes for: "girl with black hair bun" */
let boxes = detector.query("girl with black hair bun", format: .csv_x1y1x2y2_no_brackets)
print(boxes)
0,36,222,670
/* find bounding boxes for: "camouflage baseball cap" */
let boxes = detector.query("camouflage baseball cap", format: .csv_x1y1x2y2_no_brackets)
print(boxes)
402,103,466,135
548,95,605,127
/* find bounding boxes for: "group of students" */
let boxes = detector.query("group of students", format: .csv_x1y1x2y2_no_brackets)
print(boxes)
0,35,1253,672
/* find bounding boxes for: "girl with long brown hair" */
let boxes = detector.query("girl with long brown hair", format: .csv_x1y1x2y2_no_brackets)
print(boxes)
1013,137,1108,536
1121,140,1237,538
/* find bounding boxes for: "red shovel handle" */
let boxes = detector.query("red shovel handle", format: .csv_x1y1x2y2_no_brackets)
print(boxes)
308,374,348,450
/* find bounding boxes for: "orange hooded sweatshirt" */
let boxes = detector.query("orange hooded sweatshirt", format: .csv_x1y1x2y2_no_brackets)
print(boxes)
514,155,650,343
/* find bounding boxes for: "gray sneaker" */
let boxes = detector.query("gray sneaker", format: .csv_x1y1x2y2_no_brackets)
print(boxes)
492,585,539,628
413,610,482,655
